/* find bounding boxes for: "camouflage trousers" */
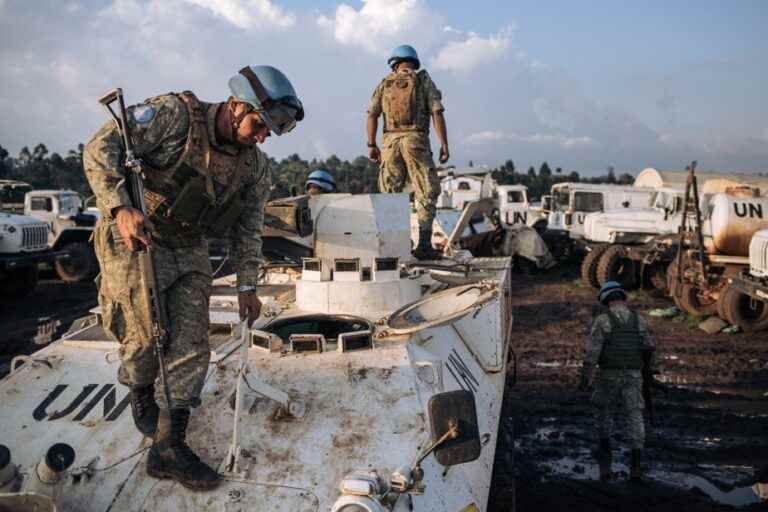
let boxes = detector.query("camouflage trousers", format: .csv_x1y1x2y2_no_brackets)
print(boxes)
591,369,645,449
379,132,440,229
93,220,212,410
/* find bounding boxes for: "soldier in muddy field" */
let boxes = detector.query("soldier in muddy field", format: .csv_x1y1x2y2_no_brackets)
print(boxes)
578,281,656,482
366,44,450,260
83,66,304,490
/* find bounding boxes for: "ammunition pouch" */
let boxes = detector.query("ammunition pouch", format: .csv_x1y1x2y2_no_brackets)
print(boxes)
164,177,244,238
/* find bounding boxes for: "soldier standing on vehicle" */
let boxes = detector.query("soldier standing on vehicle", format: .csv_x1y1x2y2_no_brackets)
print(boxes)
83,65,304,490
366,44,449,260
578,281,656,482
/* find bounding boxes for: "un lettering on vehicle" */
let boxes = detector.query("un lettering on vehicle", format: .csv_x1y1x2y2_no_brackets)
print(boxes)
33,383,129,422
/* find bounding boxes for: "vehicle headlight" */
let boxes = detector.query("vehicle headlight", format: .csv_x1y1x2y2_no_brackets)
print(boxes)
331,495,385,512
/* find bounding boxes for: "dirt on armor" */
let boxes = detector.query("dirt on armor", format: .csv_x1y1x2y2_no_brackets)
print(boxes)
488,263,768,511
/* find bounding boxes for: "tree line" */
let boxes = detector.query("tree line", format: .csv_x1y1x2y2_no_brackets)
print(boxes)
0,142,633,203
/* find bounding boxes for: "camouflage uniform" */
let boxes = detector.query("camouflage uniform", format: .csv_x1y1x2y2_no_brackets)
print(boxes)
368,69,444,229
585,304,655,449
84,93,269,409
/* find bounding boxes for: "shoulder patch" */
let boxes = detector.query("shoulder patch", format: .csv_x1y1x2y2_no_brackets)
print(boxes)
132,105,156,124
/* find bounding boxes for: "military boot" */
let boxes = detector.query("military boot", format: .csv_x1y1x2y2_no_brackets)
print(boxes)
147,408,221,490
629,449,643,481
590,438,612,481
412,228,442,260
129,384,159,437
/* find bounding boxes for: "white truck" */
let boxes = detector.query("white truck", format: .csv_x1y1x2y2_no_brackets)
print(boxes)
0,209,64,297
23,190,98,282
546,182,658,240
580,187,685,290
668,192,768,320
721,229,768,332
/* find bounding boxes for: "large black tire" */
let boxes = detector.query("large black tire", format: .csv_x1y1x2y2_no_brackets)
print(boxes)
596,245,637,290
717,286,735,325
0,265,39,298
54,242,97,283
719,285,768,332
672,282,719,317
580,245,608,289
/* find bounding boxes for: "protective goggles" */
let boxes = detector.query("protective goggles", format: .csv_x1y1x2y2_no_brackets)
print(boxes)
238,67,303,136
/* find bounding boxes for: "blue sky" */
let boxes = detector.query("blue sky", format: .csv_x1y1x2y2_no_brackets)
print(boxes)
0,0,766,174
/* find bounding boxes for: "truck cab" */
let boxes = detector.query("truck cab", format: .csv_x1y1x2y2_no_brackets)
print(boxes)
583,187,685,244
547,183,657,240
0,180,33,214
496,185,546,230
24,190,97,282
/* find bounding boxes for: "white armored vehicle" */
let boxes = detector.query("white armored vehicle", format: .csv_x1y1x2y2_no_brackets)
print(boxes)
23,190,98,282
0,193,514,511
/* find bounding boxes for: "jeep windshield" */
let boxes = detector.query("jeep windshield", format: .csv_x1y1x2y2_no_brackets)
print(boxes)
573,191,603,212
553,188,571,211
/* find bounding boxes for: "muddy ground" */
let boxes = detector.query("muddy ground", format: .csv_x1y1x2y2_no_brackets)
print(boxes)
489,263,768,511
2,265,767,511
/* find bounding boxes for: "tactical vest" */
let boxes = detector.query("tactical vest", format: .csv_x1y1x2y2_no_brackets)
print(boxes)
598,311,644,370
140,91,254,247
382,70,421,133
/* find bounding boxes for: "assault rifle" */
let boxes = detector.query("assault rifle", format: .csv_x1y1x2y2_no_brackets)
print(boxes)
98,89,172,409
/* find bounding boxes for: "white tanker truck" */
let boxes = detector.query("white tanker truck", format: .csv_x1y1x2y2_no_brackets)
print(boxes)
668,193,768,325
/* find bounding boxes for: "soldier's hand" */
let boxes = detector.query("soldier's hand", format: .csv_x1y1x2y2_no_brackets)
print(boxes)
439,144,450,164
368,145,381,163
238,292,262,328
114,206,151,252
577,366,592,391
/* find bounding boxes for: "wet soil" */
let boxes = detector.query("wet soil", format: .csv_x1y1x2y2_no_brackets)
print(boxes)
489,263,768,511
0,278,97,377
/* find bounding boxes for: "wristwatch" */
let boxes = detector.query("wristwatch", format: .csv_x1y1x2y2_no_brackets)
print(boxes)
238,284,257,294
367,142,378,148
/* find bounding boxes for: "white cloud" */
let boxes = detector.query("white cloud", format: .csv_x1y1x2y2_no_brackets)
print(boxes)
466,131,596,149
181,0,295,28
430,26,513,73
317,0,442,55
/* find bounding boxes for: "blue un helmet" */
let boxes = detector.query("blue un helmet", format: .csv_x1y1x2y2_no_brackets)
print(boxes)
305,170,336,193
228,65,305,136
598,281,628,306
387,45,420,70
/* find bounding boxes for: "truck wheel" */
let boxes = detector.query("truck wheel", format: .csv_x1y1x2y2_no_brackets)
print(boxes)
673,282,719,317
0,265,39,298
644,262,668,292
580,245,608,289
55,242,97,283
717,286,735,324
596,245,637,289
720,285,768,332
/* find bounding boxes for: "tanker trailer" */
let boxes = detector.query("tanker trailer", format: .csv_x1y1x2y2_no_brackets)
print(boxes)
720,229,768,332
669,193,768,319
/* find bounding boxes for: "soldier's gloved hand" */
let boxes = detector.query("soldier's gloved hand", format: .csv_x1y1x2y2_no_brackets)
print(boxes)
114,206,151,252
238,291,262,328
578,366,592,392
439,144,450,164
368,145,381,163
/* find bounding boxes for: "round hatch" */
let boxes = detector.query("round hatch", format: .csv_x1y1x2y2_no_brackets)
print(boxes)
385,283,497,334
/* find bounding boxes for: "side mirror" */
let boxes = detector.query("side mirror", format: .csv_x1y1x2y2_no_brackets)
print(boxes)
428,390,481,466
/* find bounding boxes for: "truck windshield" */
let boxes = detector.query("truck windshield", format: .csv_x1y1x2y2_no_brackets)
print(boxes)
554,189,570,211
507,190,525,204
58,195,83,215
573,192,604,212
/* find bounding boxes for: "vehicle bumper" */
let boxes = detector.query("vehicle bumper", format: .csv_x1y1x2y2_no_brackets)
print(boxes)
0,250,69,269
731,275,768,302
